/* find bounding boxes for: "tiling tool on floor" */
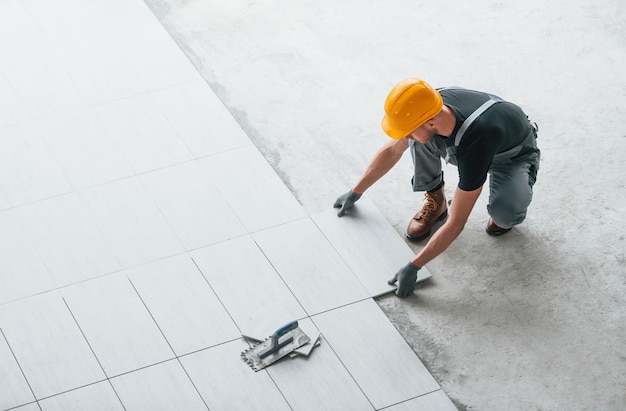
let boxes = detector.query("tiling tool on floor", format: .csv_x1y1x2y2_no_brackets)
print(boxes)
241,320,310,371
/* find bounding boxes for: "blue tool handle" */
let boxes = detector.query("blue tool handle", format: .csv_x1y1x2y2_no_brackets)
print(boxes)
274,321,298,338
258,321,298,359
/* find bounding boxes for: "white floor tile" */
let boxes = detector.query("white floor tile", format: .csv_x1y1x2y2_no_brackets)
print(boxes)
2,49,87,120
20,0,121,45
200,146,307,233
267,335,374,411
312,299,440,409
151,82,251,158
128,255,240,356
35,109,134,190
15,193,121,287
39,381,124,411
0,210,55,304
180,339,291,411
0,123,72,206
384,390,458,411
94,0,157,27
0,0,47,60
95,95,194,174
141,161,246,251
0,330,35,410
191,236,307,339
312,197,431,297
0,71,29,129
110,20,201,93
0,186,10,211
55,34,146,106
0,292,106,399
253,218,370,315
21,0,156,44
62,274,174,377
111,360,207,411
81,177,185,269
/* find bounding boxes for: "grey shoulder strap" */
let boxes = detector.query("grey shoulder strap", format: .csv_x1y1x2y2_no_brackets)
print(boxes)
454,98,499,146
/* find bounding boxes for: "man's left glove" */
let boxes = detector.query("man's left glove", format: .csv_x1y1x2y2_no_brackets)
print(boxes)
388,262,421,298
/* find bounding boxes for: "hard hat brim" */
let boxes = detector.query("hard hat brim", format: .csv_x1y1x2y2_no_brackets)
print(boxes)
381,115,414,140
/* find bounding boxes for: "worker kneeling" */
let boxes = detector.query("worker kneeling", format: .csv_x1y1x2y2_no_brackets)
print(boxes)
334,79,540,298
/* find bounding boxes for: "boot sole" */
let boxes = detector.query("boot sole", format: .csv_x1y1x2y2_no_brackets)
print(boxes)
405,209,449,241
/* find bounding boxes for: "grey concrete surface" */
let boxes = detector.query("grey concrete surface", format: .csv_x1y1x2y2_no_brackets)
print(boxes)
143,0,626,409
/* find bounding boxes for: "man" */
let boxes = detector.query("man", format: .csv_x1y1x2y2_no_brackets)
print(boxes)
334,79,540,298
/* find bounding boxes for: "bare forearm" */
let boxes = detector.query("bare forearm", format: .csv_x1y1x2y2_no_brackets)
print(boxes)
411,221,464,267
353,140,407,194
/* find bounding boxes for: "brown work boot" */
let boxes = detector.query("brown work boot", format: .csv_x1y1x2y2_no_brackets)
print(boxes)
406,185,448,241
485,218,512,236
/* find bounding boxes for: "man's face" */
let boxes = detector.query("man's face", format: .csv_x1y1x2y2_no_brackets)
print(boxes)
405,123,435,144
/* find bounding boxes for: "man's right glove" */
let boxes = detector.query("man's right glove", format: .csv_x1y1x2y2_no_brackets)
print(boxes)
333,190,362,217
388,262,421,298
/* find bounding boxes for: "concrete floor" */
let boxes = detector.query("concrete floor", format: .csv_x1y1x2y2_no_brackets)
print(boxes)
145,0,626,409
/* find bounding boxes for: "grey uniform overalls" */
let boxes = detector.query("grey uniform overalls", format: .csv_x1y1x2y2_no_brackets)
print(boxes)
409,90,540,229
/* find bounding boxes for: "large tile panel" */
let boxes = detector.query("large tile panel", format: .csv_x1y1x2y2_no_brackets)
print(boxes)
141,161,246,251
95,94,194,174
111,360,207,411
39,381,124,411
0,69,29,129
151,82,252,158
0,186,10,211
128,254,240,356
0,209,55,304
191,236,307,339
200,146,306,232
62,274,174,377
110,20,201,93
312,197,431,297
55,34,144,106
15,193,121,287
81,177,185,270
1,49,86,120
0,330,35,410
0,123,72,206
180,339,290,411
313,299,440,409
253,218,370,315
0,293,105,399
267,324,374,411
0,0,46,60
384,390,458,411
35,109,134,191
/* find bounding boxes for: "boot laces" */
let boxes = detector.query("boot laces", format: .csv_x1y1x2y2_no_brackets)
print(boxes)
417,192,438,220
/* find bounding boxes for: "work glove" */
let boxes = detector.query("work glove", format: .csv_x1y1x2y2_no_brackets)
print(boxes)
388,262,421,298
333,190,362,217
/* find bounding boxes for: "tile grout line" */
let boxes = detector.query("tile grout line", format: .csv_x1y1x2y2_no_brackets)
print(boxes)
190,255,296,410
306,314,377,411
310,213,393,299
0,328,41,411
126,277,210,411
61,297,127,411
374,388,445,411
0,138,255,215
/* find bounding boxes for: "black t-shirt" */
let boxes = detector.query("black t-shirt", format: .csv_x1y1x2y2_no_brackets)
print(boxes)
439,88,531,191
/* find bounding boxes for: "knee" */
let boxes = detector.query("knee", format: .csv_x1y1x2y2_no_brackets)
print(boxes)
488,191,532,228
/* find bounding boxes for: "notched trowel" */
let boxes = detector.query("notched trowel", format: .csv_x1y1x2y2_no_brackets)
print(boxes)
241,321,310,371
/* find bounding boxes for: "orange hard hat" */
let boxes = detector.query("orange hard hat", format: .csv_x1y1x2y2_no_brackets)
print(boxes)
381,79,443,139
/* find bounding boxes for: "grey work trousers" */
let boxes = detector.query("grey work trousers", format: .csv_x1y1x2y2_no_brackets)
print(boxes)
409,127,540,229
